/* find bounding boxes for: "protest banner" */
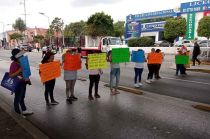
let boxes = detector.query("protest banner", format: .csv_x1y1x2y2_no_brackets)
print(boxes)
147,53,163,64
19,56,31,79
112,48,130,63
131,50,145,63
88,53,107,70
175,55,189,64
39,61,61,83
63,53,81,70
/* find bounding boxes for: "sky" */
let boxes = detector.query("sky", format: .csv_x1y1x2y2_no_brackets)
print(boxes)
0,0,194,32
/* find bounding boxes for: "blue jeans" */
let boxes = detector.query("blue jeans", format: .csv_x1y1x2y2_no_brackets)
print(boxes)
14,82,27,114
110,68,120,90
176,64,185,75
134,68,143,83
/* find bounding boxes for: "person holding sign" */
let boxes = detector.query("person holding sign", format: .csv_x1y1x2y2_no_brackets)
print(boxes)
9,49,33,115
175,49,187,76
154,49,164,79
62,49,81,103
132,49,145,87
107,51,121,95
146,48,156,83
41,51,59,105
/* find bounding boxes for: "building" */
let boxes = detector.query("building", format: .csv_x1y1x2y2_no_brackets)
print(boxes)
125,0,210,42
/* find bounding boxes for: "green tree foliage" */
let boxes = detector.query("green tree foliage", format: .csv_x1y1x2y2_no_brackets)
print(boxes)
128,37,154,47
86,12,114,37
64,20,86,37
164,17,186,43
197,16,210,39
33,35,44,43
51,17,64,33
10,33,23,44
113,21,125,38
12,18,26,33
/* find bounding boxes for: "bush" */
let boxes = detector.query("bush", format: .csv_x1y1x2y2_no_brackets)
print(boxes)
128,37,154,47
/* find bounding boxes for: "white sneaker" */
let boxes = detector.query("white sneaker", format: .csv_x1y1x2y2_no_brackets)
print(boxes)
139,83,143,86
134,84,139,88
150,79,155,82
145,80,151,83
22,110,33,115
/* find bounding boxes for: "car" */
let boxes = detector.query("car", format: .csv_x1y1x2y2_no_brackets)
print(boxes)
17,44,33,52
198,40,210,47
174,40,193,47
154,40,171,47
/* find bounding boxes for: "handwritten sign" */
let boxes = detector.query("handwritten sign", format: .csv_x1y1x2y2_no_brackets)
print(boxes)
88,53,107,70
131,50,145,63
39,61,61,83
147,53,163,64
64,53,81,70
19,56,31,79
112,48,130,63
175,55,189,64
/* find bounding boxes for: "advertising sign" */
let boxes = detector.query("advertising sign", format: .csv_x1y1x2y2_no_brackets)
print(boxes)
186,13,195,40
112,48,130,63
204,10,210,16
19,56,31,79
125,22,141,40
181,0,210,13
141,22,165,32
88,53,107,70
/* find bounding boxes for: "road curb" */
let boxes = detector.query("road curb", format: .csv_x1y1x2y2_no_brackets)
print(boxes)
193,104,210,112
104,84,143,95
186,69,210,73
0,96,50,139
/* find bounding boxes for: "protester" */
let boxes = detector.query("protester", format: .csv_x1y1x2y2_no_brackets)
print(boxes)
146,48,156,83
42,46,47,58
133,49,145,87
107,50,120,95
175,49,185,76
192,41,201,66
41,51,59,105
154,49,163,79
62,49,80,103
9,48,33,115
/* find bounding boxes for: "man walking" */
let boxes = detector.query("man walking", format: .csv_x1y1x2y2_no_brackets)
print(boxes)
192,41,201,66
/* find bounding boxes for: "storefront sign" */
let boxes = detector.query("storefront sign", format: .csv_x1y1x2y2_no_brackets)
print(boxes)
141,22,165,32
181,0,210,13
204,10,210,16
125,22,141,40
186,13,195,40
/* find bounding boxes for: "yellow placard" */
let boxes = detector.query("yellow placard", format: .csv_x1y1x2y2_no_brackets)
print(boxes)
39,61,61,83
88,53,107,70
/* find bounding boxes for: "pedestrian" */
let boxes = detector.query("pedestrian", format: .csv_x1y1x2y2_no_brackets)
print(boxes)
86,53,103,100
9,48,33,115
41,51,59,105
192,41,201,66
146,48,156,83
133,49,145,88
154,49,163,79
62,49,79,103
175,49,185,76
42,46,47,58
107,50,120,95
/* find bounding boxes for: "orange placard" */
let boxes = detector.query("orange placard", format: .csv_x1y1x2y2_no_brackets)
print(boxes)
64,53,81,70
39,61,61,83
147,53,163,64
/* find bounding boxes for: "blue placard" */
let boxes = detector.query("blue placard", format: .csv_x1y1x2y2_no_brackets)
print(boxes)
1,72,21,92
131,50,145,63
19,56,31,79
181,0,210,13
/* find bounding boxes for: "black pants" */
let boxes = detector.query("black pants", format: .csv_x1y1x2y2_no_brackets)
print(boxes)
192,55,200,65
89,75,100,96
44,79,56,102
147,64,155,80
154,64,161,78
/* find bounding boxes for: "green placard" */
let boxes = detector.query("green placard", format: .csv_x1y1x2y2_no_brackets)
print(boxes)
175,55,189,64
112,48,130,63
186,13,195,40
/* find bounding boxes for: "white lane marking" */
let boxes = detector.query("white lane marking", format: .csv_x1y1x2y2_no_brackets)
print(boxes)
162,77,210,86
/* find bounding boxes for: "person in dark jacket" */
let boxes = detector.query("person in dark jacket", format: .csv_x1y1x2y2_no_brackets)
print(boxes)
192,42,201,66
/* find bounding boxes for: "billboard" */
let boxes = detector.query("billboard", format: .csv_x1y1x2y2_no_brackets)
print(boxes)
125,22,141,40
181,0,210,13
141,22,165,32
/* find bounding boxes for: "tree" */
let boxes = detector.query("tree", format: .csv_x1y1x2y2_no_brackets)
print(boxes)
86,12,114,37
64,20,86,37
197,16,210,39
128,37,154,47
10,33,23,45
164,17,186,43
113,21,125,38
50,17,64,46
12,18,26,33
33,35,44,43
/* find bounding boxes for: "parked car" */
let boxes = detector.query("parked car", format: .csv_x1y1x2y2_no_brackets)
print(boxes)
17,44,33,52
198,40,210,47
174,40,193,47
154,40,171,47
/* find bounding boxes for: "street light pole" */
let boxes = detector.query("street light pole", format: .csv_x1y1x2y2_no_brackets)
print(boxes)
39,12,51,45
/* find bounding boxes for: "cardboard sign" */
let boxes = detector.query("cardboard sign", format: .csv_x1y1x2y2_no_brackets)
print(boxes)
147,53,163,64
88,53,107,70
19,56,31,79
175,55,189,64
112,48,130,63
64,53,81,70
131,50,145,63
39,61,61,83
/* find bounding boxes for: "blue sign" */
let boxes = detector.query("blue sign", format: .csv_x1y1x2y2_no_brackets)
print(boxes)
141,22,165,32
125,22,141,40
1,72,21,92
19,56,31,79
181,0,210,13
126,9,177,22
131,50,145,63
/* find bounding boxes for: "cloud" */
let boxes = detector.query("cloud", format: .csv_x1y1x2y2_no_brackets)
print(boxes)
71,0,123,7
